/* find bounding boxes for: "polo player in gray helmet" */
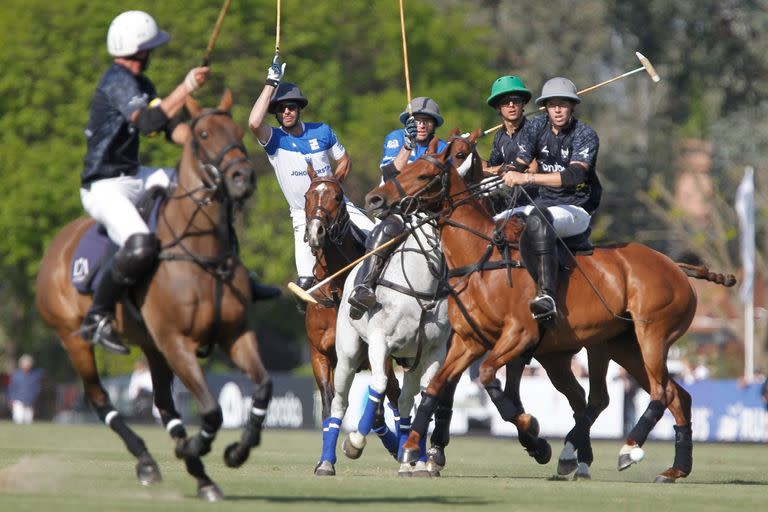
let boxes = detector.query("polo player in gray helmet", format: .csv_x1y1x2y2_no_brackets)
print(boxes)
347,97,448,320
498,77,602,322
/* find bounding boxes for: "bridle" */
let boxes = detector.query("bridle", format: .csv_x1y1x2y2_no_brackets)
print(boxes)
187,109,251,201
304,176,351,247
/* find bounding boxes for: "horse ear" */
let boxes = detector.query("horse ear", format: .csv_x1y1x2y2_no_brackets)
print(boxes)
469,128,482,142
449,127,460,137
219,88,233,112
306,158,317,180
186,95,201,118
428,135,439,155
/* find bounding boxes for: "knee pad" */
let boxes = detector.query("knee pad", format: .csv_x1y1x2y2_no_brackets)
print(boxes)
522,209,555,254
113,233,160,285
296,276,315,290
366,216,405,251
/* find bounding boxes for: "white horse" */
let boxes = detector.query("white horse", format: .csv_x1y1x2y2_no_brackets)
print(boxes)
314,217,451,477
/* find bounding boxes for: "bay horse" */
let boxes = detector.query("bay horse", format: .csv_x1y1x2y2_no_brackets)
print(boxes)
302,164,402,474
35,90,271,501
366,135,735,483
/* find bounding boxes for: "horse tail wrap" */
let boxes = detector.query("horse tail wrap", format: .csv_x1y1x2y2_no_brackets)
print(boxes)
677,263,736,287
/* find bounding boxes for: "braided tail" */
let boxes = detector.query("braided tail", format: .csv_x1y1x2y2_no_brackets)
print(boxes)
677,263,737,287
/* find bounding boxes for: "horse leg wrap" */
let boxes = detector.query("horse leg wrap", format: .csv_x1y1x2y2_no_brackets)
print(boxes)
566,411,594,465
161,412,188,440
244,380,272,447
320,417,342,464
430,405,453,448
672,423,693,475
358,386,384,436
485,379,522,423
628,399,665,446
372,403,398,455
411,392,439,438
94,403,147,457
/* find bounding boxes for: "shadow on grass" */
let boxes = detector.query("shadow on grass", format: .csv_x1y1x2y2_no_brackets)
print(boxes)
225,494,495,505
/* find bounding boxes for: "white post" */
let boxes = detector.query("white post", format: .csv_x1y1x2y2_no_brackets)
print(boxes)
745,301,755,381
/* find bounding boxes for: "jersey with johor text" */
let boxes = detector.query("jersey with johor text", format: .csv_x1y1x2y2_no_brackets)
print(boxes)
82,64,158,187
262,122,346,210
488,117,536,204
380,129,447,169
516,115,601,214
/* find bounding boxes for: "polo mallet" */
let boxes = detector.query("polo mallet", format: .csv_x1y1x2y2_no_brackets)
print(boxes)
202,0,233,66
483,51,661,136
400,0,413,117
275,0,281,55
287,232,410,304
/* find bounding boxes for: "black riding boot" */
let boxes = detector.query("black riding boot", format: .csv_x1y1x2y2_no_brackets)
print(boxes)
81,232,160,355
520,209,558,322
529,248,558,321
81,259,130,355
347,216,405,320
248,272,282,302
294,276,315,314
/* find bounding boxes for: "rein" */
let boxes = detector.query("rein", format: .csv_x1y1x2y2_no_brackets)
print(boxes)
157,109,251,354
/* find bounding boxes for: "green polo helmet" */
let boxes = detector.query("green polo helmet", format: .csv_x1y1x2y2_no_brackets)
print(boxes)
487,75,532,107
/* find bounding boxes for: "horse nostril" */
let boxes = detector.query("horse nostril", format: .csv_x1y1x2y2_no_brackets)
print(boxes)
366,193,384,210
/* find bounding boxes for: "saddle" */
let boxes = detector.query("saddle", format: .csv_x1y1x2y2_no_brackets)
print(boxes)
70,188,166,294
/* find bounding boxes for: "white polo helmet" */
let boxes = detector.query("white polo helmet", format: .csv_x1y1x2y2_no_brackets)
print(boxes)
107,11,170,57
535,77,581,106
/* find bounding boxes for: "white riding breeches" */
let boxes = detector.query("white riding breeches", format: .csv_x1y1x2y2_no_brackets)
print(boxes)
493,204,591,238
80,167,175,246
291,202,375,277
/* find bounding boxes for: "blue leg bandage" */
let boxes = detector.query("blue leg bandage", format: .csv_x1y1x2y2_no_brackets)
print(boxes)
320,416,342,464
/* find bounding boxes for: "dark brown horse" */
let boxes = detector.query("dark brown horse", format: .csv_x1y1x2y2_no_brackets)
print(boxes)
35,90,270,501
367,135,735,483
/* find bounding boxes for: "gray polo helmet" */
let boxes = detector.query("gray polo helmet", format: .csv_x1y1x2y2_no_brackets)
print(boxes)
399,97,444,127
535,77,581,106
268,82,309,113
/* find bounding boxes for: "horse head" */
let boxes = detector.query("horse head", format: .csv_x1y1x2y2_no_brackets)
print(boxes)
447,128,484,185
366,136,459,218
184,89,256,204
303,160,347,250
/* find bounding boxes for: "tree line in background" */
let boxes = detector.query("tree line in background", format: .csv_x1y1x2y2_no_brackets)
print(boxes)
0,0,764,379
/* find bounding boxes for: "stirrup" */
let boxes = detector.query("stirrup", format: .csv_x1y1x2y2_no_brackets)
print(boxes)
529,294,557,321
82,313,130,355
348,285,377,320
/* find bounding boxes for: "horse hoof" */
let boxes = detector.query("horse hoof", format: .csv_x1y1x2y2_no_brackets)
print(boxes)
411,460,431,478
398,463,413,477
426,453,444,477
653,474,676,484
398,447,421,465
136,458,162,486
557,457,578,476
223,442,249,468
342,432,366,459
573,462,591,480
197,483,224,502
617,443,641,471
314,460,336,476
426,445,446,469
532,439,552,465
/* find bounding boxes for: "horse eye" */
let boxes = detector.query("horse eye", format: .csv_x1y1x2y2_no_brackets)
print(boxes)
199,130,209,139
336,193,343,202
456,152,467,159
418,174,431,181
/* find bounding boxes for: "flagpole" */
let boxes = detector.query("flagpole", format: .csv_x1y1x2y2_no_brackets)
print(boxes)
745,301,755,381
735,166,756,381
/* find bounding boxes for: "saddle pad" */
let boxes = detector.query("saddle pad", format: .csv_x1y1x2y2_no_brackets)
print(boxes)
70,191,164,294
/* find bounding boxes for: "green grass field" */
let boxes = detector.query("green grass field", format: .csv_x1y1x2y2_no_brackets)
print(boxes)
0,422,766,512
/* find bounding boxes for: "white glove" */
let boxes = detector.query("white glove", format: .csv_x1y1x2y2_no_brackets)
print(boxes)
184,68,202,93
478,175,505,197
266,52,286,87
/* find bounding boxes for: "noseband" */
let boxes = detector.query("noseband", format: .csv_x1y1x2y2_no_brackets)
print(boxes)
388,153,453,215
189,109,251,198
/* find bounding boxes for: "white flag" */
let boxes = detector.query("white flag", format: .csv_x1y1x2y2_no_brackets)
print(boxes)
734,167,755,303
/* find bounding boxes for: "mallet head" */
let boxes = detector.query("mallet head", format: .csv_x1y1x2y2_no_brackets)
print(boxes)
636,51,660,82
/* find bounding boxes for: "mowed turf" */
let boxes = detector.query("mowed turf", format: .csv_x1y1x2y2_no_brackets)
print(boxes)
0,422,765,512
